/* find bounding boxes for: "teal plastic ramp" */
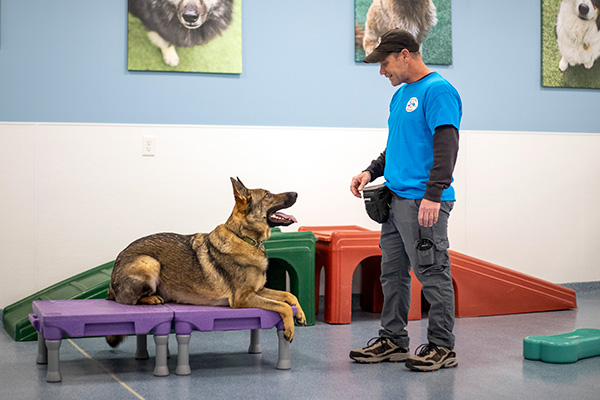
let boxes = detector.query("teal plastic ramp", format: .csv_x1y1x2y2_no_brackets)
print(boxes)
2,261,114,341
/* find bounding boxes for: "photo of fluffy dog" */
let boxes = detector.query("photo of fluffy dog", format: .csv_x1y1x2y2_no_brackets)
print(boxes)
128,0,242,73
542,0,600,89
354,0,453,65
556,0,600,71
362,0,437,56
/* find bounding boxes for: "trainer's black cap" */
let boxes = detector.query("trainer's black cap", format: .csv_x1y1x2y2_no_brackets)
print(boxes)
363,29,420,63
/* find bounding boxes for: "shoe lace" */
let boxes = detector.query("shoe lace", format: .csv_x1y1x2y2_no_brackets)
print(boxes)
366,336,390,348
415,343,441,357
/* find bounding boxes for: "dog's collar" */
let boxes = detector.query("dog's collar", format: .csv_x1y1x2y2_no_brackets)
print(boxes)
242,236,265,250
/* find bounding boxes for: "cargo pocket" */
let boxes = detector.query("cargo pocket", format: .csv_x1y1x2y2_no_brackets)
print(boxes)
416,237,450,275
415,237,435,267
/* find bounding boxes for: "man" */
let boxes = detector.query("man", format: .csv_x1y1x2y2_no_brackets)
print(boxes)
349,29,462,372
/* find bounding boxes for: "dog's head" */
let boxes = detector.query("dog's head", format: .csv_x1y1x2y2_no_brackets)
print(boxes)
167,0,221,29
226,177,298,244
568,0,600,23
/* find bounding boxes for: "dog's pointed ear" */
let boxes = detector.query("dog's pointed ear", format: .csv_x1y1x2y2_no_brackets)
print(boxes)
231,177,250,205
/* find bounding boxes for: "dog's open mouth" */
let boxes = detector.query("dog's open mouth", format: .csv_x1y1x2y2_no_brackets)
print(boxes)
268,211,298,227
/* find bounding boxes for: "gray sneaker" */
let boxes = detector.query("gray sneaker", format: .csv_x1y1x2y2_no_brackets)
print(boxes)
349,337,410,363
405,343,458,371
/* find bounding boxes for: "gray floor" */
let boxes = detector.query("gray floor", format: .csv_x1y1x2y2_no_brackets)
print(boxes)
1,290,599,400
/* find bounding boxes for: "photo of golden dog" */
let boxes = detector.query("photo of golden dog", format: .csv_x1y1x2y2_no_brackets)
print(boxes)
106,178,305,347
362,0,438,56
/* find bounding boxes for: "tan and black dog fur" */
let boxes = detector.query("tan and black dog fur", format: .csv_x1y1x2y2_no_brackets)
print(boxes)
107,178,305,346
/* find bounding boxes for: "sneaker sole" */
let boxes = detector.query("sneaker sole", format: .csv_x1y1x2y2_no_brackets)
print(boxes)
405,358,458,372
350,353,410,364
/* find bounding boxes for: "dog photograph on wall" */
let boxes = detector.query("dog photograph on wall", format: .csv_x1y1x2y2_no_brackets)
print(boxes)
355,0,453,65
542,0,600,89
127,0,242,74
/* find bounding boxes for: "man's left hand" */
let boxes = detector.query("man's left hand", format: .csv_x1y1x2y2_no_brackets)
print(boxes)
418,199,440,227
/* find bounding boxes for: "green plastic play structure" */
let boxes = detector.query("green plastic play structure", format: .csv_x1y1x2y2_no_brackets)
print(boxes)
265,228,317,326
2,229,318,341
2,261,115,341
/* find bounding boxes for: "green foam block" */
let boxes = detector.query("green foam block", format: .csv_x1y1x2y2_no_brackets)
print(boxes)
523,328,600,363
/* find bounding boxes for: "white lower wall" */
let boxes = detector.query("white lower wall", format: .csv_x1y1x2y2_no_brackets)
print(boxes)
1,123,599,307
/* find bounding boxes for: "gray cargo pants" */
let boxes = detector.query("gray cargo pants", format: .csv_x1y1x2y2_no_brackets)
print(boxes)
378,195,456,349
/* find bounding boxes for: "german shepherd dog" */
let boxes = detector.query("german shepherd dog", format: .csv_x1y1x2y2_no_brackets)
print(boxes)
128,0,235,66
107,178,305,346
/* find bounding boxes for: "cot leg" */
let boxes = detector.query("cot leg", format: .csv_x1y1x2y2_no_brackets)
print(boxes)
45,339,62,382
153,335,169,377
135,335,149,360
276,330,291,370
36,332,48,364
175,334,191,375
248,329,262,354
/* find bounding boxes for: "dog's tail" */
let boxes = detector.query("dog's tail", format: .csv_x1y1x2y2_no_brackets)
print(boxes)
106,335,126,348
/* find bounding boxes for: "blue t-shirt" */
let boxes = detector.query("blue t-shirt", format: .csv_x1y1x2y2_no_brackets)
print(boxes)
384,72,462,201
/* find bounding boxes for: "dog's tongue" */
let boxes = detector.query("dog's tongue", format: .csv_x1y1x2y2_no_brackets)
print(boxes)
273,212,297,224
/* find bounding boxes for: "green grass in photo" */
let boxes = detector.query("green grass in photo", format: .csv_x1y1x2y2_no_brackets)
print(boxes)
542,0,600,89
354,0,452,65
128,0,242,74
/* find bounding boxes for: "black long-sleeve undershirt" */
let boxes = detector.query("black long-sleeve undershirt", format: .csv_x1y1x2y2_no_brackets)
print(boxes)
363,125,459,203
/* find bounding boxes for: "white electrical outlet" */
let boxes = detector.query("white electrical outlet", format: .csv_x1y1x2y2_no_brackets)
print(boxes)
142,136,156,156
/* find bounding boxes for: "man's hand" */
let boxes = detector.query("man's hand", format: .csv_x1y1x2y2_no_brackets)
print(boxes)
350,171,371,198
418,198,440,227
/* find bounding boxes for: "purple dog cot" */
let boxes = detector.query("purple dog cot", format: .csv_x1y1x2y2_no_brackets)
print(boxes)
165,304,296,374
29,299,173,382
29,299,295,382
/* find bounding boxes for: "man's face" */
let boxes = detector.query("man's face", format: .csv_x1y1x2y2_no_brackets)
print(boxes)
379,52,408,87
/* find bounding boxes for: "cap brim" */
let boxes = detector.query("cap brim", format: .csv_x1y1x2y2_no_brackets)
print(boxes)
363,50,389,63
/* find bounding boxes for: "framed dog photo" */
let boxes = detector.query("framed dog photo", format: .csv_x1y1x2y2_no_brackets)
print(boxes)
354,0,453,65
127,0,242,74
542,0,600,89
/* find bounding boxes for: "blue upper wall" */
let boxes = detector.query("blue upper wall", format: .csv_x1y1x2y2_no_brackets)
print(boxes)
0,0,598,133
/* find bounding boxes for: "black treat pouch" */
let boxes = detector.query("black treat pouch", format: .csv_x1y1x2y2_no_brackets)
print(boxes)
416,229,435,266
363,184,392,223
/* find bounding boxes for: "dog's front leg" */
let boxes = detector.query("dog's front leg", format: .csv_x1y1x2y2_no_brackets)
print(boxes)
231,293,296,342
146,31,180,66
256,287,306,327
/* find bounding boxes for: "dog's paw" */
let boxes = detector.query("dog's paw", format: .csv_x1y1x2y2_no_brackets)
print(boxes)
559,57,569,72
283,326,294,343
161,46,180,67
139,295,164,305
294,311,307,326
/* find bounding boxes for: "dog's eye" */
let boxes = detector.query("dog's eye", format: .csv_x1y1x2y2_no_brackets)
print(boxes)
265,192,272,199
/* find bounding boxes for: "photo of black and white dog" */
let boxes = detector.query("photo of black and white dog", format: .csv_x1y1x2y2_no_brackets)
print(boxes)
128,0,235,67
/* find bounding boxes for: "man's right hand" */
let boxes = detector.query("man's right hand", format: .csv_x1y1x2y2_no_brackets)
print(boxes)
350,171,371,198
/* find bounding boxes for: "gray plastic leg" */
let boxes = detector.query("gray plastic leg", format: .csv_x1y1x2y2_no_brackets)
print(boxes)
45,339,62,382
248,329,262,354
276,330,291,370
175,334,191,375
36,332,48,364
135,335,149,359
153,335,169,377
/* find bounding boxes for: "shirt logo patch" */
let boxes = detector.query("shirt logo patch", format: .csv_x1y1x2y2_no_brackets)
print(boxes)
406,97,419,112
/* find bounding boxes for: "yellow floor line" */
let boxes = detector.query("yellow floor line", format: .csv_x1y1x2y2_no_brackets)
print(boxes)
67,339,146,400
